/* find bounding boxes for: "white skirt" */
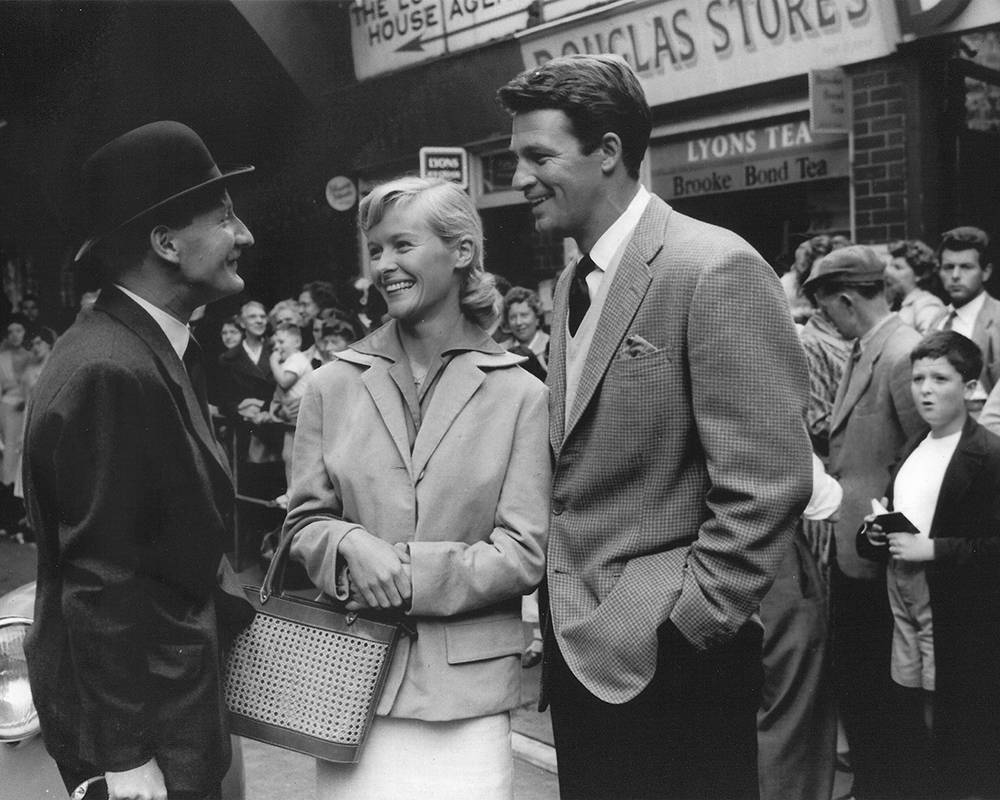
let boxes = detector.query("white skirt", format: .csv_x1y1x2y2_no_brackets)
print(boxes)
315,712,513,800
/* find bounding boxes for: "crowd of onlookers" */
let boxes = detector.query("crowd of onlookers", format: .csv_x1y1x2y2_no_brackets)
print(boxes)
768,225,1000,800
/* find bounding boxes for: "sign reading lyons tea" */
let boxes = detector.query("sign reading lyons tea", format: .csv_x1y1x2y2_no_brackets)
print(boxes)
420,147,469,188
518,0,899,108
652,118,849,200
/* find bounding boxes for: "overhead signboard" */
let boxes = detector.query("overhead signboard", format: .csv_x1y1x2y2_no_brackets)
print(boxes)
894,0,1000,36
420,146,469,188
810,69,852,133
518,0,899,109
652,118,849,201
350,0,594,80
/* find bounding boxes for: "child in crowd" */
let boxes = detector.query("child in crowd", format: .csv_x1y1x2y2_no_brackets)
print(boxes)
858,331,1000,799
263,323,313,507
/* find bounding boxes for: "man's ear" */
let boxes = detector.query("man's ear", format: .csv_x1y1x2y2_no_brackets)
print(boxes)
983,262,993,282
599,132,624,175
150,225,180,263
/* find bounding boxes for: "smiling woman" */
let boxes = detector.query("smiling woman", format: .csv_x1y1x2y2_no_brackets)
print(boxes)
282,176,551,800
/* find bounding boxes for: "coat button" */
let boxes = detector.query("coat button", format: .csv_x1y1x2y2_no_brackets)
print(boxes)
552,502,564,515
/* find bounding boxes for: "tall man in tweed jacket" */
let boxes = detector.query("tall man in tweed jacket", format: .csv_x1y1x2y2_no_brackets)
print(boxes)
499,55,813,799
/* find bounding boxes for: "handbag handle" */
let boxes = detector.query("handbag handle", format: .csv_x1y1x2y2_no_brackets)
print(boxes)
260,527,298,604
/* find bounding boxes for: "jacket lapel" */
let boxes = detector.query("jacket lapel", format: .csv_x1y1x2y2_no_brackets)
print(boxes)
548,268,571,455
411,355,485,479
97,288,232,481
831,316,902,435
930,416,986,537
563,200,663,442
358,359,415,481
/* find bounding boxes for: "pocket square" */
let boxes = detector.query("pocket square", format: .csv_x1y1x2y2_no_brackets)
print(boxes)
623,334,660,358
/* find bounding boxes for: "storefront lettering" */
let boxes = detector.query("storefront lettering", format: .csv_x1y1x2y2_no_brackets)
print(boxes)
673,171,734,196
686,122,816,164
449,0,504,21
352,0,439,46
531,0,871,70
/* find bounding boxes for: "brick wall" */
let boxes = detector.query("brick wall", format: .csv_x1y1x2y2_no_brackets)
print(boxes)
850,60,908,245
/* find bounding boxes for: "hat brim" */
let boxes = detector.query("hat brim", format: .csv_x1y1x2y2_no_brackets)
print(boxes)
74,163,255,262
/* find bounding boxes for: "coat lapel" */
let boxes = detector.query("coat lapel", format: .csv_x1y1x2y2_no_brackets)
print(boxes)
830,316,902,435
930,417,987,537
98,288,231,481
548,268,571,455
359,360,416,481
563,200,663,442
411,355,485,479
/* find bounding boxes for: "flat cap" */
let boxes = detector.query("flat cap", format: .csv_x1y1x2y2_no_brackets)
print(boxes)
803,244,885,290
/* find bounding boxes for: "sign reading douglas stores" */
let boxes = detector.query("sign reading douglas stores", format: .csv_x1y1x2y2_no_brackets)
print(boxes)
653,119,849,201
519,0,898,108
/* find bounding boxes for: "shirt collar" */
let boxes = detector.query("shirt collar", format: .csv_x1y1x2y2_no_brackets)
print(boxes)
947,289,986,326
352,317,505,362
858,313,894,352
588,185,651,271
115,284,190,360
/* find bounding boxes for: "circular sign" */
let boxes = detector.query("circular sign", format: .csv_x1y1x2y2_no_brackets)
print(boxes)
325,176,358,211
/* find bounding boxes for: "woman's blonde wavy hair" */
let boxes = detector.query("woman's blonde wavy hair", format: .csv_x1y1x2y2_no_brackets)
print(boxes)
358,176,500,329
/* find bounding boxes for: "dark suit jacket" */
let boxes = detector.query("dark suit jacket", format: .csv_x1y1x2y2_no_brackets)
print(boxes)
931,292,1000,393
23,287,253,793
545,194,813,704
216,338,275,418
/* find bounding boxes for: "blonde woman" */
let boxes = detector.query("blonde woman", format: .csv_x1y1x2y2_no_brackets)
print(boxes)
283,177,550,800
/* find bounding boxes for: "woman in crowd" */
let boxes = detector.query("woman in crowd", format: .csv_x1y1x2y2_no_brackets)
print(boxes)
312,313,357,367
220,315,245,350
283,176,550,800
268,298,302,331
885,239,946,335
12,326,56,522
0,314,32,491
503,286,549,373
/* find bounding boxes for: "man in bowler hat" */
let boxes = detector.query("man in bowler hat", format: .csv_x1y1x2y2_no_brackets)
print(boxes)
23,121,256,800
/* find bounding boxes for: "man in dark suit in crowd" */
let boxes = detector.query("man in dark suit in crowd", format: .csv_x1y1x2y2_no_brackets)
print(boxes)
24,121,256,800
498,55,812,799
217,299,275,420
931,226,1000,410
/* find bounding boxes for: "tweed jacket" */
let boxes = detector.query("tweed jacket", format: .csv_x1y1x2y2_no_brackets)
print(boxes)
828,314,926,579
285,319,550,720
931,292,1000,393
216,338,275,418
546,195,812,704
23,287,254,792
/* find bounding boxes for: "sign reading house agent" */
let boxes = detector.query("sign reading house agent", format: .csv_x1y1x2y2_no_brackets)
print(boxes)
350,0,594,80
653,118,849,201
519,0,898,109
420,147,469,189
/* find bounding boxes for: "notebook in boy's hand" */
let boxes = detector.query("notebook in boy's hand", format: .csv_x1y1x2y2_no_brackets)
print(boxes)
874,511,919,534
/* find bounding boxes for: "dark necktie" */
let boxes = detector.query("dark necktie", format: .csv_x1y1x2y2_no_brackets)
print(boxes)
568,254,597,337
183,334,210,425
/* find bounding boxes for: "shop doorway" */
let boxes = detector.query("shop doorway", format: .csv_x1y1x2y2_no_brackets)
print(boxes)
668,180,850,274
481,203,539,288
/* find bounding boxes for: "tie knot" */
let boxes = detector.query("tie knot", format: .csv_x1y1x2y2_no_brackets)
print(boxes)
577,254,596,281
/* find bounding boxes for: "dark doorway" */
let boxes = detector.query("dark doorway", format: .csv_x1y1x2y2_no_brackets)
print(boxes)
481,204,538,288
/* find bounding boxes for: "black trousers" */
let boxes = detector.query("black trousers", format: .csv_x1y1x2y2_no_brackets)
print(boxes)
549,619,763,800
57,759,222,800
830,564,908,800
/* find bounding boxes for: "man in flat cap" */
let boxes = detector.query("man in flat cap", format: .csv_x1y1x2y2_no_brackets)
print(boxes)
24,121,256,800
804,244,927,800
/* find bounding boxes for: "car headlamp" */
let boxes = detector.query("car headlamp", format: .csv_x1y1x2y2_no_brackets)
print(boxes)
0,617,40,742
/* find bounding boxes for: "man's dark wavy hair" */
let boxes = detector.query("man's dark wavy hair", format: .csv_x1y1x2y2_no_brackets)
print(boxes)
497,54,651,180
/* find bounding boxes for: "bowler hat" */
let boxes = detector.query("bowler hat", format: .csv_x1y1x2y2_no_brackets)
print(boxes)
803,245,885,291
75,121,254,261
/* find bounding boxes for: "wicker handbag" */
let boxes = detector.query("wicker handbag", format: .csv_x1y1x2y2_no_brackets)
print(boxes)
224,530,411,763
